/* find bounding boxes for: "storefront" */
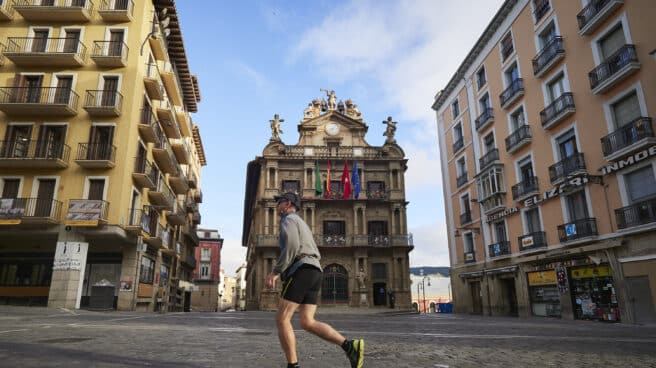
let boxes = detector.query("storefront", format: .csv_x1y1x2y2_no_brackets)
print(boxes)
569,265,620,322
527,270,561,317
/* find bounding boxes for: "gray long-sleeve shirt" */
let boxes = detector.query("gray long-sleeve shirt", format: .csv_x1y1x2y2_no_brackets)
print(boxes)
273,212,321,278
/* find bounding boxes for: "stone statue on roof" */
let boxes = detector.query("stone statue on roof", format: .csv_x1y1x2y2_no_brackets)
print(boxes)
383,116,397,144
269,114,284,141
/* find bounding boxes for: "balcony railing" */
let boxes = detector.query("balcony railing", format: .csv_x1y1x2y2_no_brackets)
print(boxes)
460,211,472,225
368,234,389,247
540,92,575,130
13,0,94,21
464,251,476,263
0,140,70,168
65,199,109,224
138,108,161,144
91,41,128,67
0,87,79,115
132,159,158,189
5,37,87,65
280,145,384,159
601,117,654,158
519,231,547,251
365,189,387,200
488,240,511,257
589,44,639,94
0,0,15,20
558,218,598,242
548,152,586,184
532,36,564,77
512,176,539,200
479,148,499,171
0,197,63,223
505,125,531,153
149,182,175,210
533,0,551,23
98,0,133,21
452,137,464,153
456,172,468,188
475,107,494,131
314,234,413,247
481,193,505,214
615,197,656,230
577,0,624,35
499,78,524,109
75,142,116,168
83,90,122,116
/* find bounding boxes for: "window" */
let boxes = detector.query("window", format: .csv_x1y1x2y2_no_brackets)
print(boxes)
372,263,387,280
611,91,641,128
524,207,542,233
88,125,114,160
457,157,466,176
159,264,169,286
87,178,105,200
478,167,505,200
519,157,534,182
139,256,155,284
505,63,520,85
538,22,557,49
501,33,514,60
200,263,210,279
454,123,463,142
461,194,471,215
323,221,345,235
599,25,625,60
547,73,565,102
451,99,460,119
367,221,388,236
366,181,385,199
625,166,656,203
510,107,526,132
557,129,578,160
30,28,49,53
108,29,125,56
479,93,491,110
533,0,551,23
1,178,20,198
36,125,66,159
565,190,590,221
483,133,495,153
201,248,210,261
477,66,487,89
463,233,474,253
62,28,81,53
281,180,300,195
494,220,507,242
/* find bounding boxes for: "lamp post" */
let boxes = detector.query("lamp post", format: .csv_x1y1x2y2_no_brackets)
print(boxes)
418,269,431,313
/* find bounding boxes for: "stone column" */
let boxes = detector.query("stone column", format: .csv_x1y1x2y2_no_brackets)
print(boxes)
117,242,140,311
47,227,88,310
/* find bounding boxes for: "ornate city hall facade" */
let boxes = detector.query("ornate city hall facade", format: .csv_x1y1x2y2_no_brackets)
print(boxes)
242,92,413,310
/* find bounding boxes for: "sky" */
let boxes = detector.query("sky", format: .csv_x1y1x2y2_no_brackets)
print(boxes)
175,0,505,275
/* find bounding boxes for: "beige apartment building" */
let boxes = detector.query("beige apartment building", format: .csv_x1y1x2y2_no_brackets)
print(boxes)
0,0,205,312
242,92,413,310
433,0,655,323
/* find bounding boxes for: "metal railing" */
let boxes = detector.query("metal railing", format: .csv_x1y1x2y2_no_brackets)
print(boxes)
460,211,472,225
601,117,654,157
479,148,499,171
76,142,116,162
5,36,87,59
558,218,598,242
0,197,63,221
519,231,547,251
0,139,70,161
84,90,122,110
0,0,15,17
475,107,494,130
488,240,511,257
453,137,464,153
66,199,109,222
505,125,531,152
365,189,387,200
456,172,468,187
533,36,564,76
280,145,384,159
533,0,551,23
0,86,79,110
589,44,638,90
14,0,94,10
548,152,586,183
155,182,176,208
100,0,132,12
577,0,614,30
615,197,656,229
499,78,524,107
512,176,539,200
134,158,159,186
540,92,575,128
92,40,128,59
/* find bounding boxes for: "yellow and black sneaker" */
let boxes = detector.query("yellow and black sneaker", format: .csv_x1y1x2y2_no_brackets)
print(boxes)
344,339,364,368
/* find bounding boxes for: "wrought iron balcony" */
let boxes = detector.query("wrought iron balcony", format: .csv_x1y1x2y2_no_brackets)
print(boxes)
175,106,193,138
64,199,109,225
318,234,347,247
0,0,15,20
166,202,187,226
193,189,202,203
365,189,387,200
143,222,164,248
132,159,158,190
152,138,179,175
512,176,539,201
601,117,655,160
532,36,565,78
138,108,162,144
464,251,476,263
170,139,190,165
83,90,122,116
182,255,196,269
548,152,586,184
541,92,575,130
558,218,598,242
475,107,494,131
589,44,639,94
148,22,168,61
577,0,624,35
91,41,128,67
122,208,151,235
75,142,116,169
479,148,499,171
156,100,182,139
456,172,468,188
488,240,511,257
4,36,87,66
0,140,70,168
160,61,184,107
519,231,547,251
368,234,389,247
169,169,190,195
192,212,201,225
0,87,79,115
505,125,531,153
0,197,62,224
452,137,464,154
143,63,164,100
460,211,472,225
533,0,551,23
499,78,524,109
98,0,133,21
280,145,383,159
148,182,175,211
13,0,94,22
188,172,198,190
615,197,656,230
481,193,506,214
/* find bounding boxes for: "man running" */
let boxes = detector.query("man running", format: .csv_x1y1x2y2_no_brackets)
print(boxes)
265,192,364,368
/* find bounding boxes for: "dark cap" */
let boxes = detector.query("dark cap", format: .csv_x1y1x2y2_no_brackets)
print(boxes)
274,192,301,209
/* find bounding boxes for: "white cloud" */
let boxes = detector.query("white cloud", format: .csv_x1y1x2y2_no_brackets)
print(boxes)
408,221,450,267
226,60,274,97
220,236,247,277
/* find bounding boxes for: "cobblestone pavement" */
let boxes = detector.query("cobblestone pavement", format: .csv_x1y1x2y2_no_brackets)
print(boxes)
0,306,655,368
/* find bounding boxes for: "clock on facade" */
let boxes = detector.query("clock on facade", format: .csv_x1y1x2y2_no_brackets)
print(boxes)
325,122,340,136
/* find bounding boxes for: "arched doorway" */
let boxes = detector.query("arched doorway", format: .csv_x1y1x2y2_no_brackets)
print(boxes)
321,264,349,304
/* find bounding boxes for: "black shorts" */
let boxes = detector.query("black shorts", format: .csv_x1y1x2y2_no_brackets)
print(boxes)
280,265,322,305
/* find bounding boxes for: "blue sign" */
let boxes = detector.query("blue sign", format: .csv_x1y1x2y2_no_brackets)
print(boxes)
565,223,577,237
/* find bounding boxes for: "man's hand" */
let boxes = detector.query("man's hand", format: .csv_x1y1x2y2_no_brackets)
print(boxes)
265,272,280,289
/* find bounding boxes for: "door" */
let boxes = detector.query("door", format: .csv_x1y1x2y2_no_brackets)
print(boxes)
54,76,73,105
321,264,349,304
470,281,483,314
36,125,65,159
558,130,578,160
502,278,518,316
367,221,388,246
88,179,105,201
136,143,147,172
1,179,19,198
494,221,507,242
88,126,113,160
129,190,140,226
373,282,386,306
62,29,80,53
101,76,118,107
34,179,55,217
626,276,656,324
24,75,43,103
4,125,32,158
108,30,124,56
31,29,48,53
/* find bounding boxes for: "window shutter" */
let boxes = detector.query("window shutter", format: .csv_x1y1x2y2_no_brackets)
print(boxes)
626,167,656,203
600,26,625,59
612,92,641,127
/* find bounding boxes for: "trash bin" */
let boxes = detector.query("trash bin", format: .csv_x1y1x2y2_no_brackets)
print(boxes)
89,279,115,310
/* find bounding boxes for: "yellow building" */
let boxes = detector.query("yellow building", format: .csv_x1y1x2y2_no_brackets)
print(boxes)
0,0,205,312
433,0,656,323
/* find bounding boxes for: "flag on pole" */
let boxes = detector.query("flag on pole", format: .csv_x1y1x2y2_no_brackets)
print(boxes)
314,160,323,197
325,160,331,198
352,160,360,199
341,161,351,199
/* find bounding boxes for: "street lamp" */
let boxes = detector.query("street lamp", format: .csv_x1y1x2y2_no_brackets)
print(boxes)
417,269,431,313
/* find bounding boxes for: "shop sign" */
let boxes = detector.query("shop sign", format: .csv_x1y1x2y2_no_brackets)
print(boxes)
53,242,88,271
600,145,656,175
65,200,103,226
570,265,611,280
0,198,24,225
485,206,519,223
527,270,557,286
524,175,592,207
521,235,534,248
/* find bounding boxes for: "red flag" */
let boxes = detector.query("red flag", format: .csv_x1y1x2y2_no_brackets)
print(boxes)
325,160,331,199
341,161,351,199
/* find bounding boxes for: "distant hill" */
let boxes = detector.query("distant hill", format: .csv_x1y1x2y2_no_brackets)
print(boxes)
409,267,450,277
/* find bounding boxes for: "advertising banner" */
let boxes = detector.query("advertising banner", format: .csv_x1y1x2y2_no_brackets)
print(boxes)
65,199,103,226
527,270,557,286
0,198,25,225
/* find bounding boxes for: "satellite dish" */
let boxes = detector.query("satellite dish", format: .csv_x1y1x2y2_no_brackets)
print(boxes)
160,16,170,29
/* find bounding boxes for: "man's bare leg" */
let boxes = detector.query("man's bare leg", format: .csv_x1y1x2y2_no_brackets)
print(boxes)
276,299,300,364
298,304,345,345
